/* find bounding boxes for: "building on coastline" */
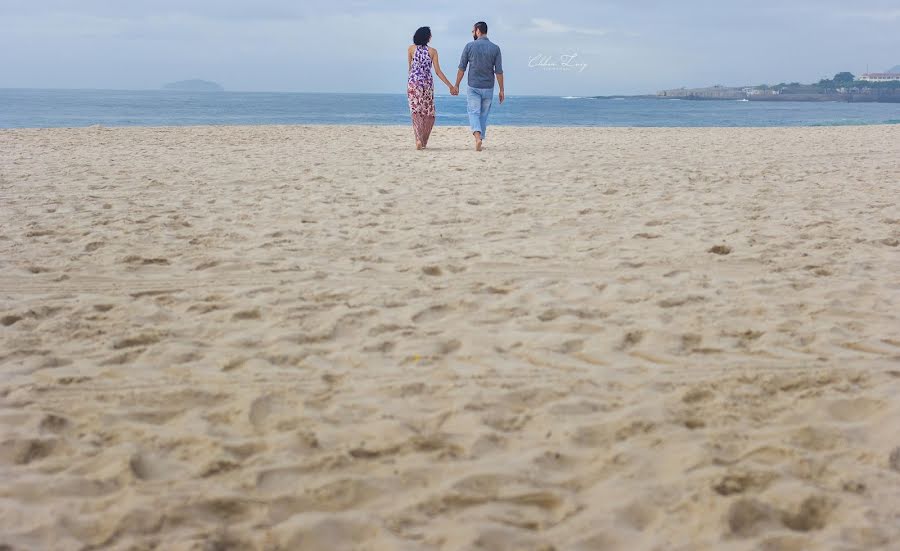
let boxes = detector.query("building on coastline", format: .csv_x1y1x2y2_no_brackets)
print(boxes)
741,87,781,96
858,73,900,82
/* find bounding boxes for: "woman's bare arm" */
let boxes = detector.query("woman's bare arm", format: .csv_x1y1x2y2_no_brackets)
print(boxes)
430,48,456,92
408,46,414,71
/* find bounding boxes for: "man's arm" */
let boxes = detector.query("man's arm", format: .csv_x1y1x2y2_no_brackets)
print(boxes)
455,44,469,90
495,49,504,103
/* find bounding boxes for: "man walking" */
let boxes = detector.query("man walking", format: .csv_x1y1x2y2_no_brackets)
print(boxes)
454,21,504,151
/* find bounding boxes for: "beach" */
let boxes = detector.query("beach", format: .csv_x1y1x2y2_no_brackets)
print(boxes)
1,124,899,550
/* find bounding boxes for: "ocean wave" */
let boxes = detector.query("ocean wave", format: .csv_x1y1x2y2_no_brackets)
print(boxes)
809,120,893,127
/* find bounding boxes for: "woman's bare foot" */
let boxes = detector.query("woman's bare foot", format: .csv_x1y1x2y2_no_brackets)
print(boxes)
474,132,483,151
416,140,423,150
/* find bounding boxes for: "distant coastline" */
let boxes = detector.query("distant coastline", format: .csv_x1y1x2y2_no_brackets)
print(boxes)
162,79,224,92
650,89,900,104
648,94,900,104
648,69,900,103
587,93,900,103
586,91,900,103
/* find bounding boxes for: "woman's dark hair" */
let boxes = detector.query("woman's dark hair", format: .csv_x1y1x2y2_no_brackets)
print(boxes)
413,27,431,46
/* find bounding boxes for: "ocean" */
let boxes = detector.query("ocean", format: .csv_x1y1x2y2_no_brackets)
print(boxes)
2,88,899,129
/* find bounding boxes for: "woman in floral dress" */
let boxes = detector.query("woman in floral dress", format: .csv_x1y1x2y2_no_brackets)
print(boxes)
408,27,457,150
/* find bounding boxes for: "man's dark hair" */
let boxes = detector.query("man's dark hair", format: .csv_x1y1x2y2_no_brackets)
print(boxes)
413,27,431,46
474,21,488,35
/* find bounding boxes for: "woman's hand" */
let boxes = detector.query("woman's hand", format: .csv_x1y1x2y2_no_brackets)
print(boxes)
449,85,459,96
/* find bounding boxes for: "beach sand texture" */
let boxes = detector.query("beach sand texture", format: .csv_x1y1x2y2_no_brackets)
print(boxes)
1,125,899,550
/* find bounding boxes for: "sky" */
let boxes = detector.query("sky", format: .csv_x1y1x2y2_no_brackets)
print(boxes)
1,1,898,95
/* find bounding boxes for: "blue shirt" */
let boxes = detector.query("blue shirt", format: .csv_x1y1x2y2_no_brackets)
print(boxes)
458,36,503,89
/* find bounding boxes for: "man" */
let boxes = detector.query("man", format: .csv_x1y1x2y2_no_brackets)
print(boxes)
454,21,504,151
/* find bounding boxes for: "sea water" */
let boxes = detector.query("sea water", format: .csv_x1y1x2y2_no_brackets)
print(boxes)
2,89,898,129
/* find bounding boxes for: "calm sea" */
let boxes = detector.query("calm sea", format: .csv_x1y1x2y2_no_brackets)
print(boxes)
2,88,899,128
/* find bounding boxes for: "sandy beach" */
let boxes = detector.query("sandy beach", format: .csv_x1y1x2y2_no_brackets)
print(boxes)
1,124,899,550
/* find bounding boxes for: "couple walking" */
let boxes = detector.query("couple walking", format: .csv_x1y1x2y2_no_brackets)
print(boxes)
407,21,504,151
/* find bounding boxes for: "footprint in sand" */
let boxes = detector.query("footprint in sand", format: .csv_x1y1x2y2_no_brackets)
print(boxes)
1,438,57,465
889,447,900,472
39,414,69,433
616,499,659,531
682,387,715,403
129,451,182,481
727,495,834,537
422,265,442,276
256,466,304,494
712,470,776,496
1,314,23,326
413,304,450,324
826,398,883,422
659,295,706,308
621,330,644,349
365,339,398,353
436,339,462,355
790,426,845,452
112,333,161,349
100,349,144,366
232,309,262,321
248,392,302,432
122,255,170,265
557,339,585,354
194,260,220,270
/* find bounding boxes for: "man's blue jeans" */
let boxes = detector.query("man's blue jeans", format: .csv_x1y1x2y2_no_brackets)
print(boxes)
466,86,494,139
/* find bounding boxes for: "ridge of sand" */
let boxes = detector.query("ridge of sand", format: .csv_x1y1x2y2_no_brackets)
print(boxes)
1,125,899,550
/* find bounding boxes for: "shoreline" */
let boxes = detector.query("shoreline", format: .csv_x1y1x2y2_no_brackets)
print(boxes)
4,120,900,131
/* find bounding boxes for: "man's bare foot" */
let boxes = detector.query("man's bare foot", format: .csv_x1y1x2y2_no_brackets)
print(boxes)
474,132,482,152
416,140,423,150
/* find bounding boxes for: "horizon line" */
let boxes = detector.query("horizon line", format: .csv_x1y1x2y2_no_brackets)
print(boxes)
0,86,658,98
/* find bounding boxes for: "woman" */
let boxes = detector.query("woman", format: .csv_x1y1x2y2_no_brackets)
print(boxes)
408,27,457,150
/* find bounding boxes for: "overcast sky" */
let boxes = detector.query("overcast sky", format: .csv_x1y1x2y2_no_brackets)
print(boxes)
1,1,898,95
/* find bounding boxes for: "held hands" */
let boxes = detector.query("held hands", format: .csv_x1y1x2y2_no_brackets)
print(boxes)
445,85,501,100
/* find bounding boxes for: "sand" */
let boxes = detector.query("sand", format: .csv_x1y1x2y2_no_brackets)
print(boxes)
1,124,899,550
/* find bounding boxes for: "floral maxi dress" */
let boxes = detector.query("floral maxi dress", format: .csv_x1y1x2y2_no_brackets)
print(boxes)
408,45,435,146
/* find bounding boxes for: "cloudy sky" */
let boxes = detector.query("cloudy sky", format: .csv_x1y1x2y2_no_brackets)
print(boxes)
1,1,898,95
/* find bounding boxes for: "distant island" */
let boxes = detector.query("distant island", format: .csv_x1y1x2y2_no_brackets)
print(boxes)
162,79,224,92
652,68,900,103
